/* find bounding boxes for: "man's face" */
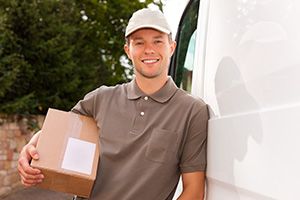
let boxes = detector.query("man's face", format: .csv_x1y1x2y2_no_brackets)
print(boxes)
124,28,176,80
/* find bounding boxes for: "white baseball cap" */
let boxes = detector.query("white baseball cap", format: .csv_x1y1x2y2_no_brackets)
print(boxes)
125,8,172,37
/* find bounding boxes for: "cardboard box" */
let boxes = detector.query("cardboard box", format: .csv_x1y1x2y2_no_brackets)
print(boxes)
31,108,100,198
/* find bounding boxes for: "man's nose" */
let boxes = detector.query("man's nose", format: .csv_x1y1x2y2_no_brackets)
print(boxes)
144,43,155,54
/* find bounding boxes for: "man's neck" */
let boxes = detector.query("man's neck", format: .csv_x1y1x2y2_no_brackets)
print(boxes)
135,76,168,95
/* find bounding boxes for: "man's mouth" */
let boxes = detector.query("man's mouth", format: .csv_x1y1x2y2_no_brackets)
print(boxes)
142,59,159,64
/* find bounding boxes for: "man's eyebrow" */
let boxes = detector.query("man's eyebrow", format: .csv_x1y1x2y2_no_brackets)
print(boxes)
131,36,144,40
153,35,164,39
131,35,164,41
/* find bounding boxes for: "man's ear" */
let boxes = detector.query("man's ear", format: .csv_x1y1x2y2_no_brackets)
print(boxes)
124,44,131,60
170,41,177,56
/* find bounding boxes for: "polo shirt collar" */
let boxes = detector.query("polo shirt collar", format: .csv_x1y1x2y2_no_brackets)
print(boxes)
127,77,178,103
127,78,144,100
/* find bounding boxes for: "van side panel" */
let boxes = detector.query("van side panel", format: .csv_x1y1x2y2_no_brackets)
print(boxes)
204,0,300,199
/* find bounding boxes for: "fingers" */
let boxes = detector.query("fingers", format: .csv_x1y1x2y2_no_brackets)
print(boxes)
19,171,44,187
19,173,44,187
18,145,44,187
18,157,44,186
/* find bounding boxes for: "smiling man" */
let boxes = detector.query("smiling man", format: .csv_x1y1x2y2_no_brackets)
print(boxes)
18,8,209,200
124,27,175,94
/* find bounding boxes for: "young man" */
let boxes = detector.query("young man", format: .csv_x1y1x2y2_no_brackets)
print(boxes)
18,8,209,200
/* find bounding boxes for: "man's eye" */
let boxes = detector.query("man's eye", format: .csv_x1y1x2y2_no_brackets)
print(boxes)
154,40,163,44
135,42,143,45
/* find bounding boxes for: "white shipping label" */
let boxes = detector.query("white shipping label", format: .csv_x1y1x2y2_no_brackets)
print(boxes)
61,137,96,175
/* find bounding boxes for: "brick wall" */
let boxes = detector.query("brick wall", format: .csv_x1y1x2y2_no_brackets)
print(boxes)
0,115,44,197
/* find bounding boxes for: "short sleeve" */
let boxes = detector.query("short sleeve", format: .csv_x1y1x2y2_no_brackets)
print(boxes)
179,101,209,173
71,88,100,118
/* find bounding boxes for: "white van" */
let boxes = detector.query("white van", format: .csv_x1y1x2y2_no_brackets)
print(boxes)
164,0,300,199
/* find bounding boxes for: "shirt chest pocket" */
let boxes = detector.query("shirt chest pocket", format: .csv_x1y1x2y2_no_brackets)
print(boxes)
145,128,179,164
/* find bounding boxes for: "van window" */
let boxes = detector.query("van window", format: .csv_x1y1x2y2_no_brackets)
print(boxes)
169,0,200,93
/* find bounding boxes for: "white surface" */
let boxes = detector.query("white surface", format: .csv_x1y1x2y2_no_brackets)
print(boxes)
201,0,300,199
166,0,300,199
163,0,189,38
165,0,300,200
61,137,96,175
207,105,300,199
191,0,211,97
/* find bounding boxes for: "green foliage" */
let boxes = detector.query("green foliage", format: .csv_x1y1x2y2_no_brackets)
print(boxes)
0,0,155,114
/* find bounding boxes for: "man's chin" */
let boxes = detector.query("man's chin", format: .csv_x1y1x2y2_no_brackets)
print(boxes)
141,73,159,79
136,70,160,79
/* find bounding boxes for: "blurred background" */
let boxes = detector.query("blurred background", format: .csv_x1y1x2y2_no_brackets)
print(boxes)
0,0,166,115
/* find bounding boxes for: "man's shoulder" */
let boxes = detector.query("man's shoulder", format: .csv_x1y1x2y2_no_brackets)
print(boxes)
88,82,128,98
175,89,206,108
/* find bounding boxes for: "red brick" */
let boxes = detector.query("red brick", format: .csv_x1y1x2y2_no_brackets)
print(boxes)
13,152,19,161
15,137,26,152
4,161,11,170
0,149,6,155
0,115,45,193
14,129,22,136
8,123,19,130
0,155,7,161
0,172,4,185
7,150,13,161
9,140,17,149
0,162,5,170
8,167,18,175
0,141,8,149
6,130,16,139
10,161,18,168
0,170,7,176
0,129,6,138
4,173,19,186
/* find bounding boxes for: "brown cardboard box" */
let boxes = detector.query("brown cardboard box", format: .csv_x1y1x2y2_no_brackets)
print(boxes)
31,108,100,198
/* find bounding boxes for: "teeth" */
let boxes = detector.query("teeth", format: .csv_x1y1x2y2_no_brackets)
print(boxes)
143,59,158,64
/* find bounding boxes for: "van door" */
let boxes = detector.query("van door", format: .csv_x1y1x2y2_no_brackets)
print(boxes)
169,0,300,199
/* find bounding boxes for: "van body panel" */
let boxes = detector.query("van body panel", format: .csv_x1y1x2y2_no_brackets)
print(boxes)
207,106,300,199
165,0,300,199
204,0,300,199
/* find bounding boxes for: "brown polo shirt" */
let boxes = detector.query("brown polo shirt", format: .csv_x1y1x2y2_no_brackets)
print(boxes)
71,77,208,200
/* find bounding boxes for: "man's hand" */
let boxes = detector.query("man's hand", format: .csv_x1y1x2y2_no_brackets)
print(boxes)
17,132,44,187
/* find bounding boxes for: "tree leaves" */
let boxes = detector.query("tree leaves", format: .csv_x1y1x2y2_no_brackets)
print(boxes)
0,0,154,114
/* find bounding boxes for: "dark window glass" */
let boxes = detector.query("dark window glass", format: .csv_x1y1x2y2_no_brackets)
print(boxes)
169,0,200,93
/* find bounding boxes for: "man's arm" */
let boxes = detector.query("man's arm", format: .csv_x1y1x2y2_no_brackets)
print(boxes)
18,131,44,187
177,171,205,200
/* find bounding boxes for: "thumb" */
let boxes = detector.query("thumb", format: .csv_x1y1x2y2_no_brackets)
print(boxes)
27,144,39,160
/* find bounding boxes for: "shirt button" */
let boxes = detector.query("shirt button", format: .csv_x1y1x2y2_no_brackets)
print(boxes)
140,111,145,116
144,96,148,100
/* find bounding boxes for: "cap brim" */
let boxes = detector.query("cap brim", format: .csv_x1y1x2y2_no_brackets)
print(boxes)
125,24,171,37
